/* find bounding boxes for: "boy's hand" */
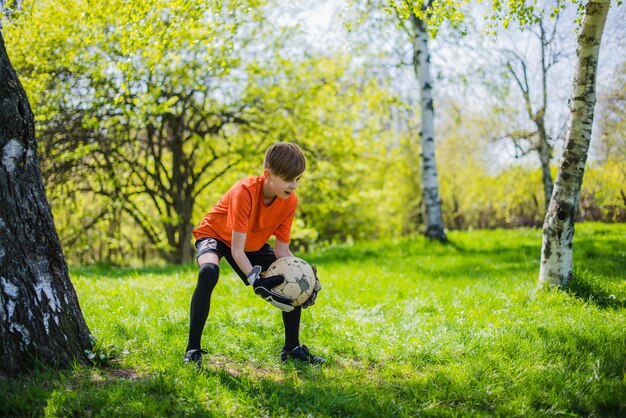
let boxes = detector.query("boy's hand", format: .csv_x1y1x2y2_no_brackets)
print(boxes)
246,266,295,312
302,264,322,309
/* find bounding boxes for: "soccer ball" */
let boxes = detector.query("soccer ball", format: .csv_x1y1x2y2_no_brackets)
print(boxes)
265,257,315,307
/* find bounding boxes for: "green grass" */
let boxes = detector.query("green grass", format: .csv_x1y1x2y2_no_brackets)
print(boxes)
1,222,625,417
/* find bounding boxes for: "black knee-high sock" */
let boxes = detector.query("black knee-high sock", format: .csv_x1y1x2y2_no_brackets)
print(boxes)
186,263,219,352
282,306,302,350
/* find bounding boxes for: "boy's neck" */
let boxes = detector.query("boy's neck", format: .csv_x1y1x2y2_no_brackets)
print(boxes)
262,176,277,205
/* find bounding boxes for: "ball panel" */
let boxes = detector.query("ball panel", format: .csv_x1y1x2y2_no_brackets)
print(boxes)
282,283,302,298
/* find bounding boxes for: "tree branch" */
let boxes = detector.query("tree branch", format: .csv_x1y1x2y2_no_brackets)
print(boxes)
193,157,243,199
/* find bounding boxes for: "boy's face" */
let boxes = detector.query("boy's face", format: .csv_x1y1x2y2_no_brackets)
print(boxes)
265,169,301,199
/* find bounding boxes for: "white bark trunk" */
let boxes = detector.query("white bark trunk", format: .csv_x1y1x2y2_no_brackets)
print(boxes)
410,12,446,242
538,0,610,287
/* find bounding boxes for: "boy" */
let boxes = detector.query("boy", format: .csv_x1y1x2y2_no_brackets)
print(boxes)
184,142,324,367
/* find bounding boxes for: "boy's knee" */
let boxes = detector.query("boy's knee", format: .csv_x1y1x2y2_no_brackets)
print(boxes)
198,263,219,290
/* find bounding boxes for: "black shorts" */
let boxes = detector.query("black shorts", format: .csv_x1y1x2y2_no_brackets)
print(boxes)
195,237,277,285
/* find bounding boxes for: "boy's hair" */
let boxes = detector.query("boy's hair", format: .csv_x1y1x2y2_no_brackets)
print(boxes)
264,142,306,180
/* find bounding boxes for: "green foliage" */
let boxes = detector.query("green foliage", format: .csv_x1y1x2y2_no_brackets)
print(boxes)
3,0,273,263
580,161,626,222
372,0,582,37
391,0,467,35
0,224,624,416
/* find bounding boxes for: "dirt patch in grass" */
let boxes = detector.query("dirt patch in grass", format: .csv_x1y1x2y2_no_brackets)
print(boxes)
105,368,144,381
204,355,284,382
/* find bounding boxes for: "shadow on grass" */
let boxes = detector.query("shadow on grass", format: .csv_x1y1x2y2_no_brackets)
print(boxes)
0,364,425,416
0,365,295,417
564,268,626,309
561,230,626,309
202,359,483,417
2,346,625,417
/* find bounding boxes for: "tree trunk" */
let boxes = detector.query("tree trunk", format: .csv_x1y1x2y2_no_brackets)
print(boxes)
0,32,91,375
176,195,195,264
169,130,195,264
538,0,610,287
410,11,447,242
178,220,194,264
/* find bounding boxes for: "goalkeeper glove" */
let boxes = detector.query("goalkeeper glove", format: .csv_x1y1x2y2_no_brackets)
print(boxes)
246,265,295,312
302,264,321,309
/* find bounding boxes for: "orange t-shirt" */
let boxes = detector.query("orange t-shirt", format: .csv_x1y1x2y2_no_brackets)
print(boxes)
192,175,297,251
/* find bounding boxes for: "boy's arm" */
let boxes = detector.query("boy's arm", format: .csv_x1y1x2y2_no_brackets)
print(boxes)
274,239,294,259
232,230,294,312
231,230,254,276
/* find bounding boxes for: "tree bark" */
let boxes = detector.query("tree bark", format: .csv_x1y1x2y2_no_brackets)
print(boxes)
410,10,447,242
538,0,610,287
0,31,91,375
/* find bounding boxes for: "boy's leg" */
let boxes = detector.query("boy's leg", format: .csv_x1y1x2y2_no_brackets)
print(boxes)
186,254,220,352
185,238,229,367
229,245,302,350
282,306,302,350
280,304,325,364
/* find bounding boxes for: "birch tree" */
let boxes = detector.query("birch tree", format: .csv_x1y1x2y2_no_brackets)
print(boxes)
408,5,447,241
0,31,91,375
384,0,465,242
475,0,614,286
538,0,611,286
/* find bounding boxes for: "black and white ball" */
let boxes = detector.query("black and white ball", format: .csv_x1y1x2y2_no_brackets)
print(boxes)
265,257,315,306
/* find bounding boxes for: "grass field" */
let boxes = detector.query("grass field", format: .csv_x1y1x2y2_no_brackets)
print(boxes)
1,222,625,417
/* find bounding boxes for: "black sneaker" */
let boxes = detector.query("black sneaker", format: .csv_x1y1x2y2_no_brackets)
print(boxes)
280,345,325,364
183,349,208,368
